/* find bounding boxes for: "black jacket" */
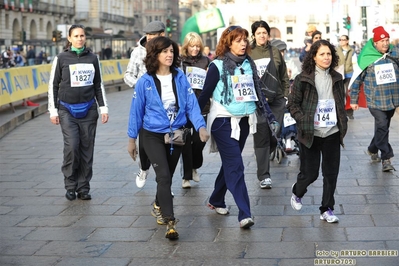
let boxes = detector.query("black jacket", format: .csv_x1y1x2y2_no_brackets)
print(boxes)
48,47,107,114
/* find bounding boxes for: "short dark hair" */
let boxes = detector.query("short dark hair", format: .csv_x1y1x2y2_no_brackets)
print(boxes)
302,39,339,74
144,36,181,74
311,30,322,40
251,20,270,36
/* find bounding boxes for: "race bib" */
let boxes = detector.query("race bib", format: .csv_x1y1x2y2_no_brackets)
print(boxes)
284,112,296,127
186,67,206,90
254,58,271,77
314,99,337,128
231,74,258,102
69,64,95,87
375,63,396,85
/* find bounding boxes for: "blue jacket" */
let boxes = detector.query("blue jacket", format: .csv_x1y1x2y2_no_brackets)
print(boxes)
127,68,206,139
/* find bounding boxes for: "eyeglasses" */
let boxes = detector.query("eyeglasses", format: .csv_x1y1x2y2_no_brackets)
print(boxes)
227,25,241,34
339,39,348,41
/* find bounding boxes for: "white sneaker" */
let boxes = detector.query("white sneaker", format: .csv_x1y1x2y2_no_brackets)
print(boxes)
320,209,339,223
136,169,149,188
182,179,191,188
207,203,229,215
192,169,200,182
291,194,302,211
260,178,272,189
239,217,254,228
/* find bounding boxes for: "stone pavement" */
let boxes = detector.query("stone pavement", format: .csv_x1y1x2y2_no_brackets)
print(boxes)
0,88,398,266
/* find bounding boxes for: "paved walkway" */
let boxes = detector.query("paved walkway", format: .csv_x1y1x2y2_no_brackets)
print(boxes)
0,88,398,266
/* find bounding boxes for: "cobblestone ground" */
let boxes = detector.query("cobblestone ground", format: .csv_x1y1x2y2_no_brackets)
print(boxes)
0,88,398,266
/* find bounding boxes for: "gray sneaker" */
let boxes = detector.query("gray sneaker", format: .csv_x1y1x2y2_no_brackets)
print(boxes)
382,159,395,172
366,150,381,162
260,178,272,189
151,202,167,225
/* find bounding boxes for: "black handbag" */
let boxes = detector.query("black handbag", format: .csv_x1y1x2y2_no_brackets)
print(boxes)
259,46,281,103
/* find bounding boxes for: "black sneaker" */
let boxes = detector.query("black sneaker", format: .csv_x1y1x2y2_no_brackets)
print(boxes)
382,159,395,172
77,192,92,200
65,190,76,201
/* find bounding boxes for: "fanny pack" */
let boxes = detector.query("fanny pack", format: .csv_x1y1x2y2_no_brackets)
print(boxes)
164,128,190,146
59,99,95,119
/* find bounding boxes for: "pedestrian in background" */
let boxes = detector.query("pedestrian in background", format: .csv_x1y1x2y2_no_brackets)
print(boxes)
250,20,289,189
350,26,399,172
124,21,166,189
127,36,209,239
180,32,211,188
48,24,109,201
336,34,355,119
299,30,322,63
26,45,36,66
198,25,277,228
287,39,347,223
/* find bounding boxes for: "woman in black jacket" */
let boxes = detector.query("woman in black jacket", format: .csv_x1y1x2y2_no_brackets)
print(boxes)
48,24,109,201
287,40,347,223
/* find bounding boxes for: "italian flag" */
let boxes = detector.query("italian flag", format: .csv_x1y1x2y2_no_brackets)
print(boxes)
348,38,394,108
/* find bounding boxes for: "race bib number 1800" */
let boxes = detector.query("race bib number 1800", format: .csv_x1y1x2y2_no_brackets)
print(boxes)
69,63,95,87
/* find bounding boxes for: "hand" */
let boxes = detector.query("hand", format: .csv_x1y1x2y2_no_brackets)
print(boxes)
199,127,210,142
101,113,109,124
127,138,137,161
270,121,280,135
50,116,59,125
350,104,359,111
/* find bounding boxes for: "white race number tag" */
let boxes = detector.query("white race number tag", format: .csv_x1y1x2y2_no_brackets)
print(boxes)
254,58,271,77
231,74,258,102
375,63,396,85
186,67,206,90
69,64,95,87
314,99,337,127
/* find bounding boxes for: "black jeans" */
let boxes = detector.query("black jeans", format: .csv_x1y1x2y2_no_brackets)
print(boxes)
59,105,99,193
141,129,182,221
368,108,395,160
293,132,340,214
138,130,151,170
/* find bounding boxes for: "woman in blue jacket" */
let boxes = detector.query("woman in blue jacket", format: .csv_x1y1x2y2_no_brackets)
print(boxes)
127,36,209,239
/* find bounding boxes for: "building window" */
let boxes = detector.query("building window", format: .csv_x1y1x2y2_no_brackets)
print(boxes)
394,4,399,21
287,27,293,34
326,26,330,34
5,14,9,29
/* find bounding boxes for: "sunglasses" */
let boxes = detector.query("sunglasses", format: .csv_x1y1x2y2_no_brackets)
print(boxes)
339,39,348,41
227,25,241,34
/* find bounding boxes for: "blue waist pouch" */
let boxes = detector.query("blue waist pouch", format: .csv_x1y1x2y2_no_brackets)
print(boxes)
59,99,95,119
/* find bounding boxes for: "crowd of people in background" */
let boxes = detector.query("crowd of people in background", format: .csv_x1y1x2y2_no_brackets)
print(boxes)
1,45,51,68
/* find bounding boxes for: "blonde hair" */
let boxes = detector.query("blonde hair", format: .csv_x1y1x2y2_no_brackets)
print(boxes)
181,32,204,57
